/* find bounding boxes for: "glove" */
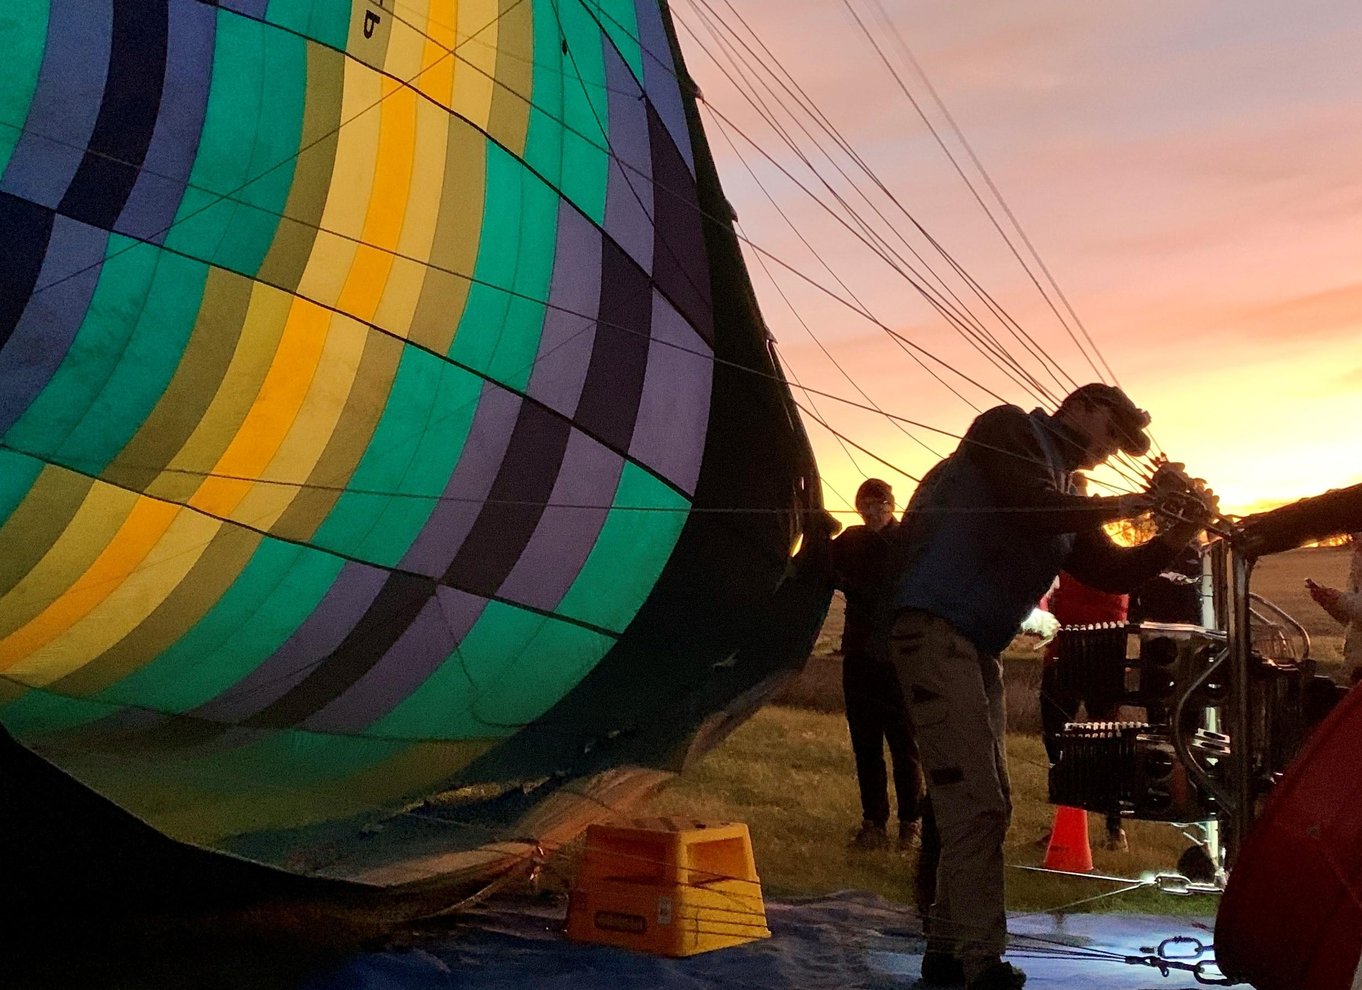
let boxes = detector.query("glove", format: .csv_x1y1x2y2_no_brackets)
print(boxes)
1020,607,1060,648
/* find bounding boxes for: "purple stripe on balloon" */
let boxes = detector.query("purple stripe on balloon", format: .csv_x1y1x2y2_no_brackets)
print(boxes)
633,0,694,176
526,202,601,418
399,385,522,577
220,0,269,19
0,0,112,207
0,217,108,435
496,430,623,610
117,0,216,242
628,290,712,495
305,586,488,733
603,44,654,273
192,562,389,722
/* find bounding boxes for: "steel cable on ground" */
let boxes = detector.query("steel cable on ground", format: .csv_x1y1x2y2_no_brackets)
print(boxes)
21,706,1219,979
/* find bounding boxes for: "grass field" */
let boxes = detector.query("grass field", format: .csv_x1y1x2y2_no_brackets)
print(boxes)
624,545,1354,914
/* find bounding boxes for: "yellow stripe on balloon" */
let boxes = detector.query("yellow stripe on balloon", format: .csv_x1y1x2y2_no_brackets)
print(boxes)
230,310,369,533
188,296,331,519
0,479,137,642
335,79,417,324
7,509,223,686
296,59,382,311
0,497,179,671
372,95,451,338
417,0,458,108
382,0,429,81
452,0,498,133
149,282,293,505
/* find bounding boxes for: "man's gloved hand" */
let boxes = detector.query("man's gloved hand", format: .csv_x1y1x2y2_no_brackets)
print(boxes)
1020,607,1060,648
1147,457,1219,529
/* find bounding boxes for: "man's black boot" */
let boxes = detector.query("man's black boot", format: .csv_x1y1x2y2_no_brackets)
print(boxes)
965,961,1026,990
920,951,965,985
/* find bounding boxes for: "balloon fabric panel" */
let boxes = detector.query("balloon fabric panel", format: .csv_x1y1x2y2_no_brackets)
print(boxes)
0,0,722,850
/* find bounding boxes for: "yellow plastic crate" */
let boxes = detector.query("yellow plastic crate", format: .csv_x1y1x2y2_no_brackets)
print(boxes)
565,817,770,957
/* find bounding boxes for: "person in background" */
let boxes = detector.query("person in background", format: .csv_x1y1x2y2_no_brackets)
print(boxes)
1128,538,1203,625
887,383,1214,990
831,478,924,851
1306,533,1362,682
1040,567,1130,851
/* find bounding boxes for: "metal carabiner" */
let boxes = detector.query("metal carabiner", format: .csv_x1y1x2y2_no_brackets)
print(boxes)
1157,935,1208,960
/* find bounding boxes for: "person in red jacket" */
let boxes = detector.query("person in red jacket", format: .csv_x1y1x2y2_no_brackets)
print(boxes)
1040,569,1130,850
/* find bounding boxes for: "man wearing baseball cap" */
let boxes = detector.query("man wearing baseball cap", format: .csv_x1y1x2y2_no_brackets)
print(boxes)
887,384,1211,990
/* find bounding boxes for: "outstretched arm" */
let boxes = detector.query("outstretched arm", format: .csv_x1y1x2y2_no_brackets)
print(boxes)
964,405,1147,532
1308,580,1362,626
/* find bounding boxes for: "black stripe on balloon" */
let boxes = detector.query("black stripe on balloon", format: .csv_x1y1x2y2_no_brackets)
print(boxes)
441,400,573,597
59,0,170,230
244,571,437,730
573,236,651,452
647,103,713,344
0,192,57,350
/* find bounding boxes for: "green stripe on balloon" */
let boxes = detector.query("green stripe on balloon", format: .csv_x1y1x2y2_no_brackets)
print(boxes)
367,599,616,739
265,0,351,52
451,142,558,392
56,251,209,474
555,460,689,631
165,11,305,277
94,539,342,713
310,349,481,566
0,450,45,529
0,0,48,176
5,236,162,462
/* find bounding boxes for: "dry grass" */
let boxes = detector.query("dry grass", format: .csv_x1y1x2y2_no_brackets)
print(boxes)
638,707,1206,915
631,546,1353,911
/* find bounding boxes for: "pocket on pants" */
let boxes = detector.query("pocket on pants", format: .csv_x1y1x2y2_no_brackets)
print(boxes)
909,685,949,727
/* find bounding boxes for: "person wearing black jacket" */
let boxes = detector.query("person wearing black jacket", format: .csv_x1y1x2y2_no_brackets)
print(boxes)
888,383,1214,990
831,479,924,851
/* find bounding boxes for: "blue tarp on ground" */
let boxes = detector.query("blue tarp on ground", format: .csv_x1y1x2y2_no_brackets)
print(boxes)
304,892,1221,989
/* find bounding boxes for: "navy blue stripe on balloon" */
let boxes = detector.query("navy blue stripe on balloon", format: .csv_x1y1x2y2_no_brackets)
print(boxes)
441,401,574,598
0,215,107,436
573,237,651,453
0,0,111,209
118,0,217,242
60,0,170,231
0,193,55,352
647,104,712,345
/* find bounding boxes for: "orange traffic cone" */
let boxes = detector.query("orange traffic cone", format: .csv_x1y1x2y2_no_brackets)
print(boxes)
1043,806,1093,873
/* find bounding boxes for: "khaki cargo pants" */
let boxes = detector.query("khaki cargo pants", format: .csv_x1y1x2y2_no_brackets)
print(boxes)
889,608,1012,982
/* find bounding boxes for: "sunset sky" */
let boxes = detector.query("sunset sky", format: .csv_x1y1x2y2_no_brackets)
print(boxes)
675,0,1361,517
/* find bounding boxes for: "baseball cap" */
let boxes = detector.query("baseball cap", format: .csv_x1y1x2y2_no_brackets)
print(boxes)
1066,383,1152,457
